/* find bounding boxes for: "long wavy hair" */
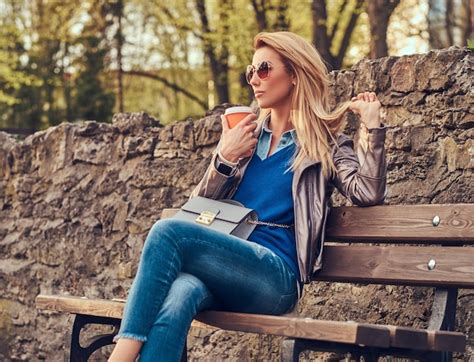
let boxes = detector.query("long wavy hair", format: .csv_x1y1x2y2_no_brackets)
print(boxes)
253,31,352,178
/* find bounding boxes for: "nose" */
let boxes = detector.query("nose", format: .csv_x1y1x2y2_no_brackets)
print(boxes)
249,70,260,87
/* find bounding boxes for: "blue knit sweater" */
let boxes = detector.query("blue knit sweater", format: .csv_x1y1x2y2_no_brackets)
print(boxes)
231,141,300,288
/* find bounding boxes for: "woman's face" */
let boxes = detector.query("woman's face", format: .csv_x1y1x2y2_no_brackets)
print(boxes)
249,46,294,109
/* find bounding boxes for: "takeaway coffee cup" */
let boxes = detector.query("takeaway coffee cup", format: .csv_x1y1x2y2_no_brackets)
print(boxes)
224,106,254,128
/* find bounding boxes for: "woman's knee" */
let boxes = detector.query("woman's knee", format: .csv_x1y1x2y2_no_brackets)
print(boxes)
156,272,215,319
144,219,187,250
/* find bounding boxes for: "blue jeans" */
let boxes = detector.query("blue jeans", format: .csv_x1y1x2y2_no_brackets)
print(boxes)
114,218,299,361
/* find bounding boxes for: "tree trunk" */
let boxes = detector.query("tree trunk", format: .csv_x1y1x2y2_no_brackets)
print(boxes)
428,0,450,49
311,0,334,70
466,0,473,42
367,0,400,59
195,0,230,104
116,0,124,113
446,0,455,45
62,41,72,122
311,0,365,70
275,0,290,31
251,0,268,31
335,0,364,68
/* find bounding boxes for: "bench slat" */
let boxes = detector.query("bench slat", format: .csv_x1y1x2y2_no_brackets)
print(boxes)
162,204,474,244
325,204,474,243
386,325,466,352
35,295,466,352
315,245,474,288
36,295,124,319
200,313,465,353
195,311,390,348
36,295,389,348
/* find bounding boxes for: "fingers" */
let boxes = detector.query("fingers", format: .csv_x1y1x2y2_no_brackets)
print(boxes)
352,92,378,102
239,112,257,126
229,113,257,139
220,115,229,131
220,112,258,158
243,122,257,134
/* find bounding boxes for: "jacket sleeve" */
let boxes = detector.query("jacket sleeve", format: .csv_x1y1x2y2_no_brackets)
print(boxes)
188,138,239,200
331,124,388,206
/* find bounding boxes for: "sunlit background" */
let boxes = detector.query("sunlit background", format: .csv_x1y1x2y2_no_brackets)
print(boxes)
0,0,472,133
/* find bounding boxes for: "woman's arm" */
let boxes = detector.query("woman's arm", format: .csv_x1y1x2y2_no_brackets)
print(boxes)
188,139,239,200
332,91,388,206
189,113,257,200
331,123,388,206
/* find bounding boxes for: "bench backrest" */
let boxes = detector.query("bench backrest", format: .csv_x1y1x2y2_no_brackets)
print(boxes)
161,204,474,289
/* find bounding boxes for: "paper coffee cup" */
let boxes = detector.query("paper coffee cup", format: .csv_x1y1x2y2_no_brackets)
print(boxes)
224,106,254,128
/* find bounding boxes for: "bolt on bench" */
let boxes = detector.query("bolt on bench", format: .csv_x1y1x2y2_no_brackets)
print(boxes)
36,203,474,361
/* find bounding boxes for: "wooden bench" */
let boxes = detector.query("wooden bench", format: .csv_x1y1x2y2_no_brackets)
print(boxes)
36,203,474,361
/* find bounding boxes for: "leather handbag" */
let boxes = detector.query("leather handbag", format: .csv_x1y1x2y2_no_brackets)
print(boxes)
172,196,259,239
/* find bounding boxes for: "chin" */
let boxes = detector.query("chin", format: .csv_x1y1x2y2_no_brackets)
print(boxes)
256,99,271,108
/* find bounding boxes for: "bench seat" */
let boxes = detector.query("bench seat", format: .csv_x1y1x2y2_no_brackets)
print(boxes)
35,294,466,353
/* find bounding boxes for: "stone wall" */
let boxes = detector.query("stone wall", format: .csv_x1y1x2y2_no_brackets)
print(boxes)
0,46,473,361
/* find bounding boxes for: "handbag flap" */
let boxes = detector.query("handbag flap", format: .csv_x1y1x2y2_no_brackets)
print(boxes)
180,196,253,223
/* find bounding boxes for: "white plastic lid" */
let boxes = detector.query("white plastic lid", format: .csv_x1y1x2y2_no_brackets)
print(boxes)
224,106,253,115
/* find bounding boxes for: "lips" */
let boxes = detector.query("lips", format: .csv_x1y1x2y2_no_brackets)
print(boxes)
255,91,265,97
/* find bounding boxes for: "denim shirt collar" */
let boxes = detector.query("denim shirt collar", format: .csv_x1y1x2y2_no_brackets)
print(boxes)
261,113,297,143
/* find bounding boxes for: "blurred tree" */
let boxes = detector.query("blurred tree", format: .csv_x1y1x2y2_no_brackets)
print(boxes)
122,0,209,112
428,0,472,48
0,21,40,109
110,0,125,112
196,0,231,104
73,1,116,122
74,35,115,122
471,0,474,39
0,0,443,130
0,0,78,130
251,0,291,32
311,0,365,70
367,0,401,58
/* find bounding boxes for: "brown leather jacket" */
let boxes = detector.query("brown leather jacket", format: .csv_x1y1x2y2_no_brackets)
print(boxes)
189,116,387,299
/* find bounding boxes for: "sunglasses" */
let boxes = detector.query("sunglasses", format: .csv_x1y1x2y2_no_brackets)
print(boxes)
245,61,285,84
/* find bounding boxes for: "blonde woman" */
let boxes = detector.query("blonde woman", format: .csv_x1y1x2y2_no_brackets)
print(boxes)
109,31,387,362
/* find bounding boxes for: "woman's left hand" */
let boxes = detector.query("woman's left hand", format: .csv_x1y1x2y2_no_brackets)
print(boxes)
349,92,382,129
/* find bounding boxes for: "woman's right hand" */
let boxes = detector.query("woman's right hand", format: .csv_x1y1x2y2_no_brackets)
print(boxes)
219,113,258,162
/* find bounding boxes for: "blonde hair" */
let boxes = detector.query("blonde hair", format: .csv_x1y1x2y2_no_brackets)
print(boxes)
253,31,352,179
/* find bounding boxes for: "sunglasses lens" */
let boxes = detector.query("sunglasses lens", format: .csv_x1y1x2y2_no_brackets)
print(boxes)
245,66,254,84
257,61,270,79
245,61,271,84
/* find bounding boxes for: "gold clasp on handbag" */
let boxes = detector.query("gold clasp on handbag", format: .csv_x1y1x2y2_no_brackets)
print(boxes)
196,210,217,225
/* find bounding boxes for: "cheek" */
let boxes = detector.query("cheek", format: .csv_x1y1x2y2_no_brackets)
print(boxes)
264,78,293,102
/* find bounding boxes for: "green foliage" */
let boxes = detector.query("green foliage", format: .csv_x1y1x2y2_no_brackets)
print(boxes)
0,0,433,130
74,35,115,122
0,22,42,107
467,39,474,51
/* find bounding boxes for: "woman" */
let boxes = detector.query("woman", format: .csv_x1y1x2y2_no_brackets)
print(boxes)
109,31,387,361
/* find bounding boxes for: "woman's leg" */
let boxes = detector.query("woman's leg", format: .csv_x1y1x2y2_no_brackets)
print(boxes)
110,218,298,361
139,272,216,361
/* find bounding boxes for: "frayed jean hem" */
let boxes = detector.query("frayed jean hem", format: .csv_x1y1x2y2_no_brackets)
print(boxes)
113,333,147,343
